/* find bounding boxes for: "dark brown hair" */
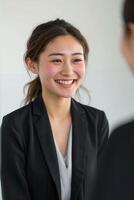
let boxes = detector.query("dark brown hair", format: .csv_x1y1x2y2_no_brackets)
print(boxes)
24,18,89,104
123,0,134,36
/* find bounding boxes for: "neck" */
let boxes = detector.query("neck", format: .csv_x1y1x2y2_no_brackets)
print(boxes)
42,92,71,120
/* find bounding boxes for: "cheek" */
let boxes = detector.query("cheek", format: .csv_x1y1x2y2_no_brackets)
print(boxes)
41,65,59,79
75,65,85,78
131,42,134,55
121,37,128,58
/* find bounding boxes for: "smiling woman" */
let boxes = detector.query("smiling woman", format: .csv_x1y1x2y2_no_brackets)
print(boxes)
1,19,109,200
24,19,89,105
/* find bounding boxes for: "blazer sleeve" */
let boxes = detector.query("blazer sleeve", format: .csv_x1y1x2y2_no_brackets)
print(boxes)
1,115,31,200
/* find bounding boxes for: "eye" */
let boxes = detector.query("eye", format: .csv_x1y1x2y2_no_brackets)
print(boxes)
51,59,62,64
73,58,83,63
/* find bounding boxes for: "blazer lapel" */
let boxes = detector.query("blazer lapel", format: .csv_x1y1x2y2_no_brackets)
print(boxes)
70,99,88,200
32,96,61,200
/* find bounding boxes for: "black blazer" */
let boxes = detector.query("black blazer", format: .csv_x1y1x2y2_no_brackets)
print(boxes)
1,96,109,200
94,120,134,200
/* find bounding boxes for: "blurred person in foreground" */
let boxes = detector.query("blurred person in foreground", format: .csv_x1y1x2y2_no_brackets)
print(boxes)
94,0,134,199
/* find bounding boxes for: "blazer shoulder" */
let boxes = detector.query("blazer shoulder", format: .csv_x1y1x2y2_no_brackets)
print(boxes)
109,119,134,148
112,120,134,135
1,103,33,149
74,100,109,135
76,100,107,120
2,102,33,124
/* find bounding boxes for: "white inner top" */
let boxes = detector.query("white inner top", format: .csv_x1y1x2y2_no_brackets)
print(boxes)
54,127,72,200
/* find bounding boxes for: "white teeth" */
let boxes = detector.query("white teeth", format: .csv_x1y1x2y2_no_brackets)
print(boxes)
55,80,74,85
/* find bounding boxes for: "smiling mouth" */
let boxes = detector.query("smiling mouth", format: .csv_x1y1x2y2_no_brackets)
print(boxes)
55,79,76,85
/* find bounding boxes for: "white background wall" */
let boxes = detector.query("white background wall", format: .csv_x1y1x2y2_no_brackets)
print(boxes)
1,0,134,198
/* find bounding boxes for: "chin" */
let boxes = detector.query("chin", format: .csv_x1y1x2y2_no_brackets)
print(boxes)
59,94,74,98
57,92,76,98
55,89,77,98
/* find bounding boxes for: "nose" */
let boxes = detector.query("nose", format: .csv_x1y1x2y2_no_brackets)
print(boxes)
61,61,73,76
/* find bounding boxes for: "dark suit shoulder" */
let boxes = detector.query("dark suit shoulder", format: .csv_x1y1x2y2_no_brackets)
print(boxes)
77,101,109,130
110,120,134,142
75,100,106,118
3,102,32,122
112,120,134,136
74,100,109,134
107,120,134,157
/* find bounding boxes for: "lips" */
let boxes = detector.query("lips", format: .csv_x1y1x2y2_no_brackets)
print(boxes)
55,79,75,85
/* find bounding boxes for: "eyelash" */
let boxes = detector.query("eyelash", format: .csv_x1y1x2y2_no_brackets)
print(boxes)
73,59,83,63
51,59,62,63
51,59,83,64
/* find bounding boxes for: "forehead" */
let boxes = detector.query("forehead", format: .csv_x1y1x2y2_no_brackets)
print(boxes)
44,35,84,54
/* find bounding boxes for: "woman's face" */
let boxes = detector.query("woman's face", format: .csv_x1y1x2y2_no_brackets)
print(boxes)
121,23,134,73
29,35,85,99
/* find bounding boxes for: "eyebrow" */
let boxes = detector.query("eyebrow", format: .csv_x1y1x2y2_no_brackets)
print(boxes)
48,52,84,57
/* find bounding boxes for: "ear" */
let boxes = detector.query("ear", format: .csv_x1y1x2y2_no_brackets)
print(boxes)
26,58,38,74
